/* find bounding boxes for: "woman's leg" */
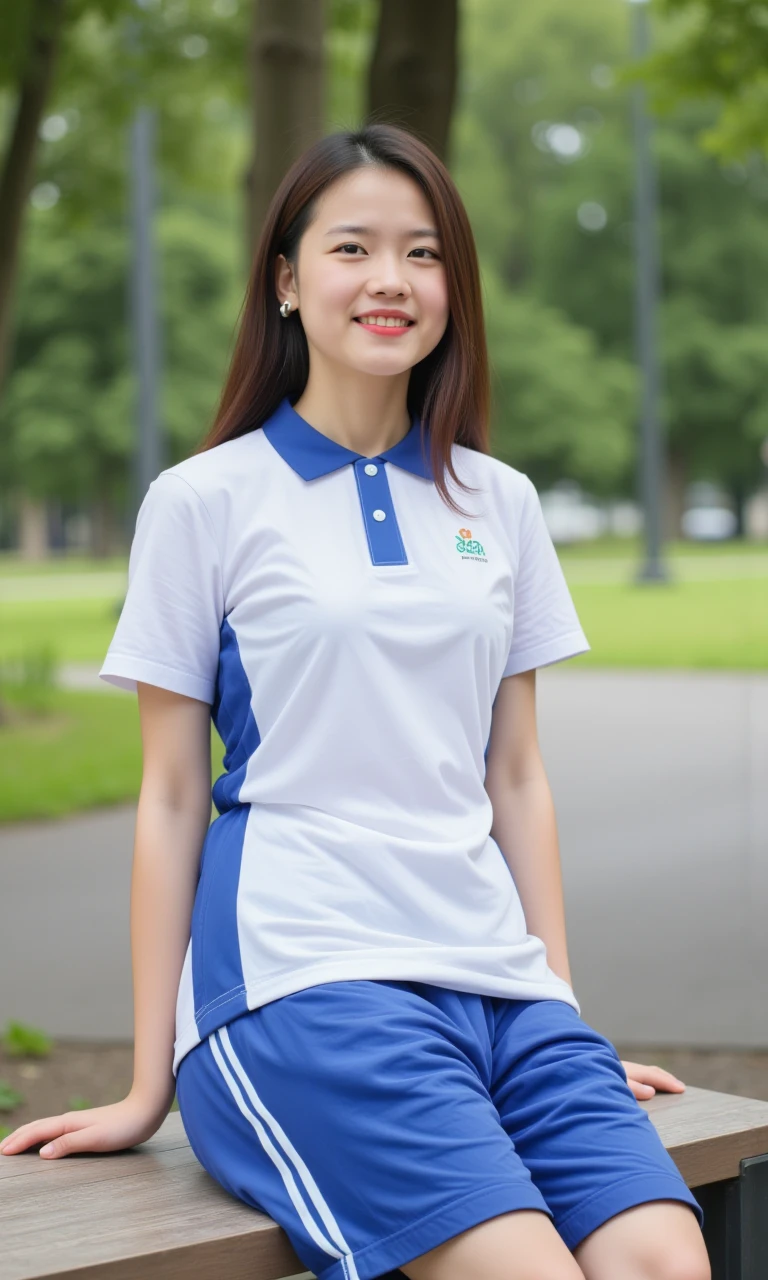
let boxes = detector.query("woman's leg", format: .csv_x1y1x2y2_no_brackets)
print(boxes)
176,981,572,1280
399,1209,585,1280
487,999,707,1264
573,1200,710,1280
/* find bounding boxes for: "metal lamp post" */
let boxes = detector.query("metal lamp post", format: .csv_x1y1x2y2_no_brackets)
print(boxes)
628,0,669,583
129,104,163,515
126,2,164,532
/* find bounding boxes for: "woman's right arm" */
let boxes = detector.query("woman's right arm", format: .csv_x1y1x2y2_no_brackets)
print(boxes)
0,683,213,1159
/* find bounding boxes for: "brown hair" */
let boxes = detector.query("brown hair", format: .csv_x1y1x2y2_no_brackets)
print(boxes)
195,122,490,515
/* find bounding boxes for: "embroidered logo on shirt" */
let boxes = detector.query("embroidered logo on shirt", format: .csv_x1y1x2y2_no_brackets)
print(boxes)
455,527,488,562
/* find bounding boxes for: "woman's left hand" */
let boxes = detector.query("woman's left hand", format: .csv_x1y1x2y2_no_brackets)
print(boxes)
620,1059,686,1101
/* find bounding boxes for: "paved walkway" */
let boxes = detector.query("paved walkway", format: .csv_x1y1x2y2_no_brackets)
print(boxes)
1,669,766,1047
57,661,115,691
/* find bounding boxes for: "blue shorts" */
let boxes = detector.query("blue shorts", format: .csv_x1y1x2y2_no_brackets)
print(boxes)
175,979,704,1280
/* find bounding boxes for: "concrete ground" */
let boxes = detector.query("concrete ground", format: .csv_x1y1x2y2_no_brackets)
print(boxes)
1,668,766,1051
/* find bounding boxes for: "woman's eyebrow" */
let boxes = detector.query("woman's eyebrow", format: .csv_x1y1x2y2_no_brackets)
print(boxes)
323,224,440,238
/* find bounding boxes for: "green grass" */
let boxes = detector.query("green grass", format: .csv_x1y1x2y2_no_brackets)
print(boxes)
0,598,123,663
0,553,128,577
568,576,767,670
0,690,142,822
557,536,768,561
0,689,224,825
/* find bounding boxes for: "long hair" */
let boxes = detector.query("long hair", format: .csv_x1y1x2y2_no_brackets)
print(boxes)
194,123,490,515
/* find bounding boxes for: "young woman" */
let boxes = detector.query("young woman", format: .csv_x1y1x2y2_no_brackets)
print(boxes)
0,124,709,1280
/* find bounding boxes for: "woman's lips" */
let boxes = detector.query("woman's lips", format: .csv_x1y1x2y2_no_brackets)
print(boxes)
353,317,415,336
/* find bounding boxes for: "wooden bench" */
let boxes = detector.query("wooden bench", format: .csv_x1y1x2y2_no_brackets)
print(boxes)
3,1085,768,1280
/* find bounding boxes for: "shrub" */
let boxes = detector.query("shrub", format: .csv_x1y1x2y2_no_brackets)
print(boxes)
3,1021,54,1058
0,1081,25,1113
0,645,58,720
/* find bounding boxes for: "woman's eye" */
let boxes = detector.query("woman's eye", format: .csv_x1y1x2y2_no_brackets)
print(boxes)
333,244,439,259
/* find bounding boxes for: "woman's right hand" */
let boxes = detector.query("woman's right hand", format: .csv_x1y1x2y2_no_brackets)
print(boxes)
0,1092,170,1159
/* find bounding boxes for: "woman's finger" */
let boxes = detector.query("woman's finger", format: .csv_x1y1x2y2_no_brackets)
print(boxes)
620,1060,685,1094
647,1066,686,1089
39,1122,102,1159
0,1116,67,1155
629,1081,656,1100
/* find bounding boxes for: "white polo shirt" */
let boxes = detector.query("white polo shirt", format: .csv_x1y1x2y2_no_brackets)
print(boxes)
100,396,591,1076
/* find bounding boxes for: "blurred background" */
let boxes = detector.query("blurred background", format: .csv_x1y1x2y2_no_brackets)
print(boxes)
0,0,766,1132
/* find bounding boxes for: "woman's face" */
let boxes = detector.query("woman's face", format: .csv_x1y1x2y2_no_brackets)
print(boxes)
275,165,450,379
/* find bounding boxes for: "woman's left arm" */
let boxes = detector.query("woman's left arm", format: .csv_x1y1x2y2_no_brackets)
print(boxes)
485,668,685,1103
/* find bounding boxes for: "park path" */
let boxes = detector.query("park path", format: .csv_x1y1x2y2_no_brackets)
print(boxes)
1,668,766,1048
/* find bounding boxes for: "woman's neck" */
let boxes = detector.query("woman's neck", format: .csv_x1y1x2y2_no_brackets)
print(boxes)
291,366,413,457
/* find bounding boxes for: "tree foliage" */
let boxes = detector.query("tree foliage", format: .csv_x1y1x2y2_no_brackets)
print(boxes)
2,0,766,537
0,0,248,396
1,0,249,229
640,0,768,158
453,0,768,507
483,268,636,494
0,199,242,508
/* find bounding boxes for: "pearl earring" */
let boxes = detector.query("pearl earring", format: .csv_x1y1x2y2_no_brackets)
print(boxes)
279,300,292,318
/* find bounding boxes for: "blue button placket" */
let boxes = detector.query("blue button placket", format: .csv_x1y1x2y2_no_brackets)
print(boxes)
352,457,409,566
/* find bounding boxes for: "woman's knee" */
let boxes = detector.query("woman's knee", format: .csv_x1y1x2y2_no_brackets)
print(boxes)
398,1208,585,1280
573,1201,710,1280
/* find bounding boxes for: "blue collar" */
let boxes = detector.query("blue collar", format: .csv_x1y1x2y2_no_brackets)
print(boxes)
262,396,433,481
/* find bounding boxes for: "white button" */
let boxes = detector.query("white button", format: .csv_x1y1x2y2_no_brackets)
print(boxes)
364,463,378,476
372,509,386,522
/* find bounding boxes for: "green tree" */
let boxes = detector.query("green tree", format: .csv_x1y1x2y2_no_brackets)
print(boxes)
483,267,636,493
367,0,458,162
643,0,768,158
452,0,637,494
453,0,768,523
0,0,250,552
246,0,327,247
0,199,242,553
0,0,247,394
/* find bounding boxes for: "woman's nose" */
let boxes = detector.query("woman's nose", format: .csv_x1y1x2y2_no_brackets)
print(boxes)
366,275,411,298
365,254,412,297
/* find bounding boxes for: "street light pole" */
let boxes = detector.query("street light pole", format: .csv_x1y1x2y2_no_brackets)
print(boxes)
126,3,164,531
628,0,669,583
129,105,163,512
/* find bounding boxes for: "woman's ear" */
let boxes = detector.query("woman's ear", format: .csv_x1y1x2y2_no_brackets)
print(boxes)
275,253,299,310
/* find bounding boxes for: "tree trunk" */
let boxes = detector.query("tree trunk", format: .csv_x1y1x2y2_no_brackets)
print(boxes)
664,449,686,541
366,0,458,164
17,492,49,560
0,0,66,397
729,478,745,538
244,0,327,258
89,491,118,558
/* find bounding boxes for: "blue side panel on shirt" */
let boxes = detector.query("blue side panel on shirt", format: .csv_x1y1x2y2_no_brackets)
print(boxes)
211,616,261,814
191,616,260,1040
191,804,249,1038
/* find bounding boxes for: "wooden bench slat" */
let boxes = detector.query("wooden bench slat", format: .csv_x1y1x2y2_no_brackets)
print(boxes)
644,1084,768,1183
3,1086,768,1280
0,1131,190,1183
2,1151,305,1280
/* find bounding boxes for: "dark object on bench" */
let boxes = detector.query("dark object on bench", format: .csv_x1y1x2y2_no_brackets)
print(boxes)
2,1085,768,1279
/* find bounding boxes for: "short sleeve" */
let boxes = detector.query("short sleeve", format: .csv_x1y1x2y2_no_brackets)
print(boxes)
502,476,590,678
99,472,224,703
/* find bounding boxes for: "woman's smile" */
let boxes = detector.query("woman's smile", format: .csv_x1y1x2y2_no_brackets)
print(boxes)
353,313,416,335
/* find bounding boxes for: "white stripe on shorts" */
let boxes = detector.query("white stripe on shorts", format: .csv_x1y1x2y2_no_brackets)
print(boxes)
210,1026,361,1280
